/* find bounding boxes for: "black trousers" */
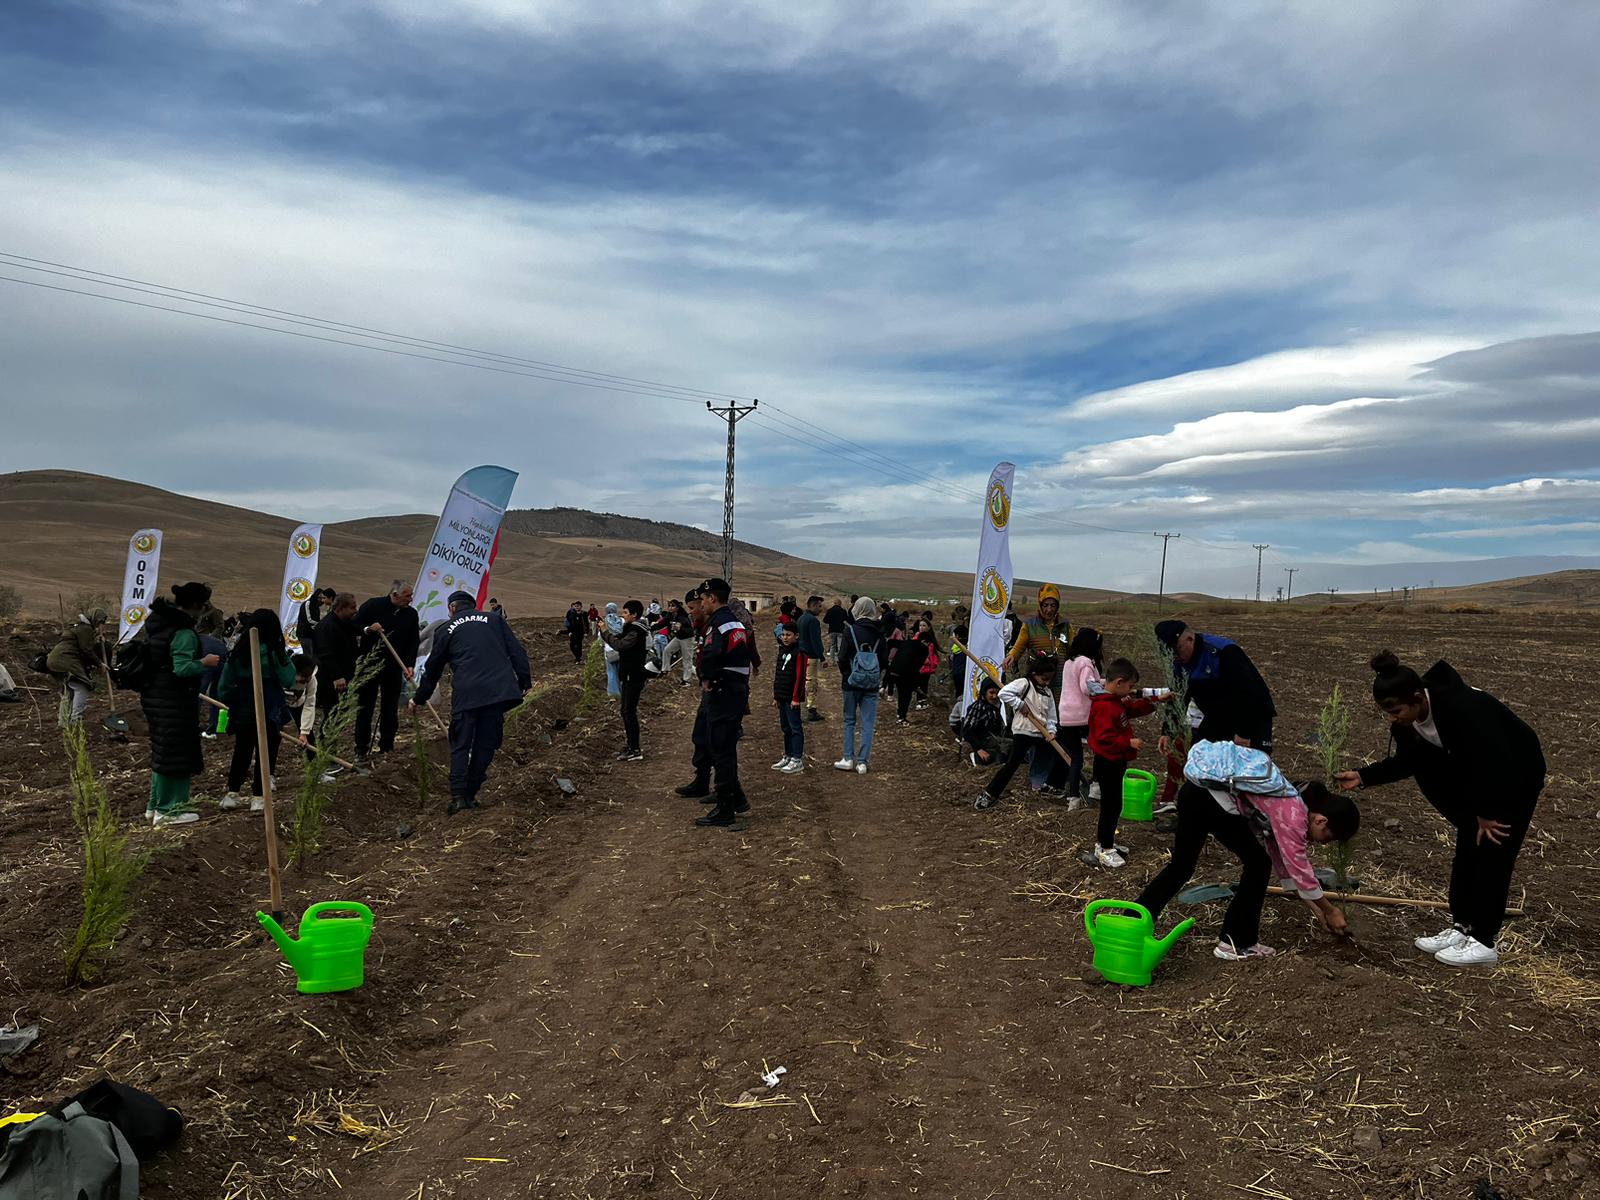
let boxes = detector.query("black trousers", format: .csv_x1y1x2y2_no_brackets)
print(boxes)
1138,781,1272,948
1093,755,1129,850
619,670,646,752
1449,809,1534,944
896,676,920,720
984,733,1043,799
354,669,403,757
227,717,281,794
1043,725,1087,794
691,682,747,788
449,703,505,800
568,630,585,662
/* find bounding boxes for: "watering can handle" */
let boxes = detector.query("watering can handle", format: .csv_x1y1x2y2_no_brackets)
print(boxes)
303,901,374,928
1083,899,1152,939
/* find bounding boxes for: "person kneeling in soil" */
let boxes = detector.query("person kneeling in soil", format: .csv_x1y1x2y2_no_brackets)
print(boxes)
974,655,1059,811
771,621,809,773
1137,742,1357,959
958,677,1011,767
48,607,107,726
1335,651,1543,968
410,591,532,815
1086,659,1171,869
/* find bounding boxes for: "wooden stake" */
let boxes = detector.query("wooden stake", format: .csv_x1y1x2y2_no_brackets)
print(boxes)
203,693,355,769
248,626,284,916
1267,886,1523,916
377,628,447,732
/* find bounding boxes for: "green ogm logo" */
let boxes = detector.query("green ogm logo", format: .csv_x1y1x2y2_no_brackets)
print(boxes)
987,480,1010,530
979,568,1008,616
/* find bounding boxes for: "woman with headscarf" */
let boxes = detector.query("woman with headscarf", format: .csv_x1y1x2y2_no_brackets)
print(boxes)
140,582,222,826
835,596,883,774
602,602,624,697
48,607,107,726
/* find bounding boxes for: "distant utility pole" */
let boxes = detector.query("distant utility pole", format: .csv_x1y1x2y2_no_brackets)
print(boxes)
1153,532,1180,611
706,399,758,585
1275,585,1284,602
1252,544,1270,602
1284,567,1298,601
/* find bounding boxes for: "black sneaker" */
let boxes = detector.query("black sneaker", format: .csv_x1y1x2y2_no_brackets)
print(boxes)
622,749,645,762
974,792,997,811
447,794,470,815
695,805,738,827
805,709,826,723
674,778,711,798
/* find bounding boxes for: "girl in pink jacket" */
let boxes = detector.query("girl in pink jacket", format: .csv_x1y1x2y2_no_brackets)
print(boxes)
1051,628,1103,807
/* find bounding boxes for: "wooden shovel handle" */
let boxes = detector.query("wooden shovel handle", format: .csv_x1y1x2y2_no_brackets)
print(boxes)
377,629,447,732
967,654,1073,765
1266,886,1524,917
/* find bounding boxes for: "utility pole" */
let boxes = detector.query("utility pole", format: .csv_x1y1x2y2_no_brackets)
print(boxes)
706,399,758,585
1284,567,1298,601
1153,532,1180,611
1252,544,1270,602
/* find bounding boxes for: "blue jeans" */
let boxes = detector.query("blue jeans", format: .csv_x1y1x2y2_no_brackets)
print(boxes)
777,702,804,759
842,689,877,764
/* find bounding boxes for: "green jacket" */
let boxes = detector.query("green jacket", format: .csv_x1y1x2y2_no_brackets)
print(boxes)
218,645,297,712
46,623,104,687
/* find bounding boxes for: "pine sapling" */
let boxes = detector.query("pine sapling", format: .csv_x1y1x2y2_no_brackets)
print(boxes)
1317,683,1357,898
1139,622,1191,750
577,636,606,715
63,723,150,986
290,647,384,865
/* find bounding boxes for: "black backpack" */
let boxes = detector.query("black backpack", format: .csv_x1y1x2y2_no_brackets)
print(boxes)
111,634,158,693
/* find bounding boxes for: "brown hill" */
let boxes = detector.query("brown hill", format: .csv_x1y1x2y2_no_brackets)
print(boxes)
0,470,999,619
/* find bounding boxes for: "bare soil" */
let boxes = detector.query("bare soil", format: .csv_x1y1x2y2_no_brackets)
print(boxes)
2,608,1598,1199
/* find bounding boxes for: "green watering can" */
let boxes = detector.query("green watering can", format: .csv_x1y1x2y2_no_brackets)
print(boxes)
1121,768,1158,822
1083,899,1193,986
257,902,374,994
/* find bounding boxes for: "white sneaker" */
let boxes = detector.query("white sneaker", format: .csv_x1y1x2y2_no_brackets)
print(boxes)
1415,926,1469,954
1088,782,1102,801
152,810,200,827
1065,796,1084,813
856,762,869,775
143,806,156,823
772,757,793,770
1436,937,1499,967
249,797,265,813
781,759,805,774
1091,845,1126,869
1214,941,1277,961
219,792,243,811
833,758,856,771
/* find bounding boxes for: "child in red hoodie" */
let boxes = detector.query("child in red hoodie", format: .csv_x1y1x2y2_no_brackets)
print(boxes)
1087,657,1171,868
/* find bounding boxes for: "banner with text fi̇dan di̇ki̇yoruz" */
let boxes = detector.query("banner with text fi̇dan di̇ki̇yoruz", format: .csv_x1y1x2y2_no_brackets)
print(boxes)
960,463,1014,716
413,466,519,632
277,523,323,652
117,528,162,644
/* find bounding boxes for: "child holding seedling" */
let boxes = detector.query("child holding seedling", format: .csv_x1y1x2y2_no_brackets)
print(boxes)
973,654,1059,810
1086,658,1170,868
771,622,809,773
1138,741,1358,959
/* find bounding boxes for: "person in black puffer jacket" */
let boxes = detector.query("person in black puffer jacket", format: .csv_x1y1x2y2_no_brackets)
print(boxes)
599,599,652,761
140,582,222,826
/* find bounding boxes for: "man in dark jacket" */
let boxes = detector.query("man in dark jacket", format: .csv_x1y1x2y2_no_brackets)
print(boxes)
796,596,829,722
1155,620,1277,752
674,578,751,829
563,602,587,662
311,592,360,745
353,580,422,763
411,591,532,814
600,599,652,760
822,600,849,660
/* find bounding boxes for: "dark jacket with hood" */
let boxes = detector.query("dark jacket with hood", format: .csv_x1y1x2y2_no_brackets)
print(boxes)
1357,660,1544,824
414,599,532,713
312,610,360,689
600,618,651,684
139,599,206,777
837,618,884,692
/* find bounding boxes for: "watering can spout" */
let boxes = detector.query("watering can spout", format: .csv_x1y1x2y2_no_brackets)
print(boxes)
1149,917,1197,970
256,911,308,974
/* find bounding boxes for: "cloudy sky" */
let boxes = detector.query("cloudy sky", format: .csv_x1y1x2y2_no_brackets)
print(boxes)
4,1,1599,594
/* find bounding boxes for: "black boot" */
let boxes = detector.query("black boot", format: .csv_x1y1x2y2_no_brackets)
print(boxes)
448,793,470,815
695,784,745,829
674,775,711,798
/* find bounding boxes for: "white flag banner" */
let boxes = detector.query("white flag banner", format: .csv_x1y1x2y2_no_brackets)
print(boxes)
413,465,519,633
960,462,1015,716
117,528,163,645
278,523,323,652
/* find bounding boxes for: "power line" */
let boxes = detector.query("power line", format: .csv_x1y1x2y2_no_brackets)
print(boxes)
0,250,749,404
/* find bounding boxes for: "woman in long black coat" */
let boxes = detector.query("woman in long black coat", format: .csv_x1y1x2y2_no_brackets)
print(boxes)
139,582,221,827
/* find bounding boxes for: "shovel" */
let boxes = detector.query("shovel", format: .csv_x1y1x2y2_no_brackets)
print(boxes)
1176,881,1523,917
201,695,357,771
98,638,130,736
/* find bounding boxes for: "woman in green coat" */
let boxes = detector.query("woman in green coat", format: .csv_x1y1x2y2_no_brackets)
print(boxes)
47,608,107,726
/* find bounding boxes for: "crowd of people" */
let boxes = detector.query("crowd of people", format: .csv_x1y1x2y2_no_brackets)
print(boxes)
26,570,1545,972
